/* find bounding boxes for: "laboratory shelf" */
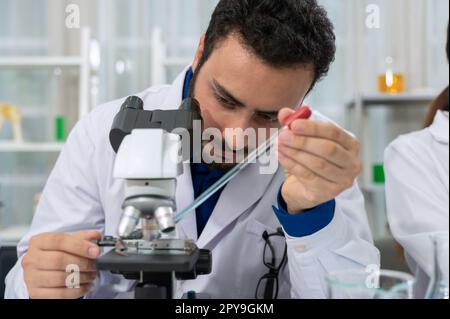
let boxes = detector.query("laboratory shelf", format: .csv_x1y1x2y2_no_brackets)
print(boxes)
346,92,435,240
346,93,437,109
0,142,64,153
346,92,436,186
0,56,83,68
0,30,93,230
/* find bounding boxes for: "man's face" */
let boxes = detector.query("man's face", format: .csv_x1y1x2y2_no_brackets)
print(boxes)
191,34,315,170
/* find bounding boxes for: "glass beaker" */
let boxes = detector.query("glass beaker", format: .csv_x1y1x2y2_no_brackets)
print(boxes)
327,269,415,299
377,56,405,94
426,232,449,299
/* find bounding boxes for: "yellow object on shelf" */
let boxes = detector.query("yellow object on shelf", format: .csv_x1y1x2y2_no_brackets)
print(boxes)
377,56,405,94
378,72,405,94
0,103,23,142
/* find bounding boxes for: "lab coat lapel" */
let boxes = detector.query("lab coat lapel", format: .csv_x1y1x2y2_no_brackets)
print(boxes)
196,163,277,249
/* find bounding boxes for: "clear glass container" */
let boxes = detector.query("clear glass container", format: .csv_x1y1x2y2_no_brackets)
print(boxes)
327,269,415,299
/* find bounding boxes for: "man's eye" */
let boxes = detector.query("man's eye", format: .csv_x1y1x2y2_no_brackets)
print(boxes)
256,113,278,123
215,94,235,109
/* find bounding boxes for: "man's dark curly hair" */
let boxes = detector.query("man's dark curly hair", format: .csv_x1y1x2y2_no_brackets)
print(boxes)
199,0,336,88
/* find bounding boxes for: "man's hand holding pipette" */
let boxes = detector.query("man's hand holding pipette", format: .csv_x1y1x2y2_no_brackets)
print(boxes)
277,107,362,214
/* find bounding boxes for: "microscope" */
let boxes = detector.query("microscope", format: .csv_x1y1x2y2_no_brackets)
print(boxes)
96,96,212,299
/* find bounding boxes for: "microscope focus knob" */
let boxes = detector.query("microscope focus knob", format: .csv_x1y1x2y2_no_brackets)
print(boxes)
196,249,212,276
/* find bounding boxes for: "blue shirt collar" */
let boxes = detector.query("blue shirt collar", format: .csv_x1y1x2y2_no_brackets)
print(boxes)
182,67,194,100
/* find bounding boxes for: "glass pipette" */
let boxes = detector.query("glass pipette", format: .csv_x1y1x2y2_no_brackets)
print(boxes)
174,106,312,224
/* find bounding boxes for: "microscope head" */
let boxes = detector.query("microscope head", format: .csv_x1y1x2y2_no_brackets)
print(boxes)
110,96,200,240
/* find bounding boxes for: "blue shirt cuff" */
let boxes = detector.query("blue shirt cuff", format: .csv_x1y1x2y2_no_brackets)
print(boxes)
272,186,336,237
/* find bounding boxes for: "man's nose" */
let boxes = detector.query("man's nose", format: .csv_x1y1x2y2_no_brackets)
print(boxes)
222,115,253,151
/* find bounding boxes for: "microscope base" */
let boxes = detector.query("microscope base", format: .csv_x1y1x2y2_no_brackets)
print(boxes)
96,248,211,299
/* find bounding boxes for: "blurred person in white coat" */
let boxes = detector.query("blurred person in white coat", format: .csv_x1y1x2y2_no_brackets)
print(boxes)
385,25,449,298
5,0,378,299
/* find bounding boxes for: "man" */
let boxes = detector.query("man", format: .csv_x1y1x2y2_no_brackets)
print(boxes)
5,0,379,299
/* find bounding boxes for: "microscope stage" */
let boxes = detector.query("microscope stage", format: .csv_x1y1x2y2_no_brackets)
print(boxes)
96,249,200,273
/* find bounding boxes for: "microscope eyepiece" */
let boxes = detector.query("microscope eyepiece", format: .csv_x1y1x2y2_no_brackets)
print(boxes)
121,96,144,110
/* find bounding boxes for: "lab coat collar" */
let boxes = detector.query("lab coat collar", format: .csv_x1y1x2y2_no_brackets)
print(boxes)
167,67,279,246
429,111,449,144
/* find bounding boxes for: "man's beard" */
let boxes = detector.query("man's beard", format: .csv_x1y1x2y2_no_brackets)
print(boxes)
188,66,248,172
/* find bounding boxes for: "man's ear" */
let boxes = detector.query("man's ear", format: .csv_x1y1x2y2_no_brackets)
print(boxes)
192,33,206,72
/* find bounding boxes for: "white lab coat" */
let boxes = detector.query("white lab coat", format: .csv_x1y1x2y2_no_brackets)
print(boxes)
385,111,449,298
5,68,379,299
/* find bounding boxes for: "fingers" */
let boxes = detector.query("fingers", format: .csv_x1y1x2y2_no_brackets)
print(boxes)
278,131,354,169
73,230,102,241
278,145,351,184
28,284,92,299
278,149,334,184
278,107,360,154
23,249,97,272
290,120,358,153
24,231,102,299
30,232,100,259
24,270,97,289
277,108,361,212
278,108,295,125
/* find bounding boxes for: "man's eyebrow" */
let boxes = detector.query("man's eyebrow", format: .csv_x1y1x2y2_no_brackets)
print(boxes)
212,80,245,107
